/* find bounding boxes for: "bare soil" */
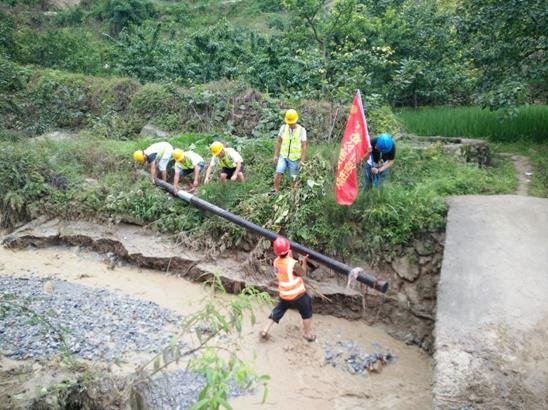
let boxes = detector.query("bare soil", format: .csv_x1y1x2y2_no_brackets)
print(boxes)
0,245,432,409
511,154,533,196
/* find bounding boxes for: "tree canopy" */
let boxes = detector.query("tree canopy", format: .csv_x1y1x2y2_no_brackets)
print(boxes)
0,0,545,111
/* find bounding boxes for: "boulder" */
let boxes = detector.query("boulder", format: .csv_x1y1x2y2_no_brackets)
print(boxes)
140,124,169,139
414,239,435,256
392,254,420,281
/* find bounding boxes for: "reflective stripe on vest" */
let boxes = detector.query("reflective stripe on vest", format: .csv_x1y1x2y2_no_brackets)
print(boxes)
177,157,194,170
216,147,239,168
280,124,302,161
274,257,305,300
177,151,205,170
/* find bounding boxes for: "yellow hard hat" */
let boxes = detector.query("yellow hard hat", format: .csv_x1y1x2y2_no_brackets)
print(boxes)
210,141,224,156
284,109,299,125
172,148,184,162
133,150,145,163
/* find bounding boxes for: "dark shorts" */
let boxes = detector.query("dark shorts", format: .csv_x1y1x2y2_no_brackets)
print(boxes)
179,162,205,177
269,292,312,323
221,164,244,178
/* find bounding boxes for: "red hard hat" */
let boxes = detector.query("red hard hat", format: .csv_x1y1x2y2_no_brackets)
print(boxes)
273,237,290,256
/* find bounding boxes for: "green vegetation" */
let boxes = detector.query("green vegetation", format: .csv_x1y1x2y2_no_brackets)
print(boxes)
0,132,516,265
1,1,544,407
398,106,548,197
491,142,548,198
397,105,548,143
0,62,400,139
133,276,272,409
0,0,545,111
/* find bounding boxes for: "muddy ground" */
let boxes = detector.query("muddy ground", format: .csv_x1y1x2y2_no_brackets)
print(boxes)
0,243,432,409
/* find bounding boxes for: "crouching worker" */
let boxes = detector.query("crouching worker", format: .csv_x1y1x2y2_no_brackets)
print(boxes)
133,141,174,183
261,237,316,342
204,141,245,184
172,149,205,194
364,133,396,190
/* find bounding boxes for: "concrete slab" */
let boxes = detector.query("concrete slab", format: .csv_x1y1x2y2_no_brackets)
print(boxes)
433,195,548,409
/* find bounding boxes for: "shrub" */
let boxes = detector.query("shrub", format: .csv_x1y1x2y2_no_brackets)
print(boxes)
92,0,156,35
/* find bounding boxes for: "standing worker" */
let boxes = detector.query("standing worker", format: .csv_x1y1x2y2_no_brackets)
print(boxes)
172,148,205,194
204,142,245,184
260,237,316,342
133,141,174,183
273,109,307,192
364,133,396,190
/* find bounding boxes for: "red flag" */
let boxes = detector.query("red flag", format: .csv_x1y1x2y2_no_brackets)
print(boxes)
335,90,370,205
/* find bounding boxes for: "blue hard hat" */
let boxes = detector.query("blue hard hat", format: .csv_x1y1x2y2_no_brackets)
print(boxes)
376,134,393,153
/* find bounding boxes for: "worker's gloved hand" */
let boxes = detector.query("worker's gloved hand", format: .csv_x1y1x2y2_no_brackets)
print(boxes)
371,167,379,175
231,174,237,181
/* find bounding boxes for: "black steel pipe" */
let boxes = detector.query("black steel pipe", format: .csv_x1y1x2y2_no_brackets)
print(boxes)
140,171,388,293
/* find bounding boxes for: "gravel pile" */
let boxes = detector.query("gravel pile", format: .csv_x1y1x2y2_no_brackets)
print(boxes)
323,338,394,375
0,276,181,361
141,370,243,409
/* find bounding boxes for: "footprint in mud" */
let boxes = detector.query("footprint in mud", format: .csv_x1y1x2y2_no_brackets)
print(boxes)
282,325,324,366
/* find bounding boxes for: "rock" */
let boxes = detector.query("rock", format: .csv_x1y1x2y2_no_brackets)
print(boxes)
43,281,54,294
392,254,420,281
404,285,421,307
82,178,99,189
140,124,169,139
418,256,430,266
419,261,434,276
431,232,446,244
0,276,181,361
414,240,434,256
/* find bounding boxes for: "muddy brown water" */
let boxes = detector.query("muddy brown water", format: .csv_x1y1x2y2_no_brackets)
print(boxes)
0,245,432,409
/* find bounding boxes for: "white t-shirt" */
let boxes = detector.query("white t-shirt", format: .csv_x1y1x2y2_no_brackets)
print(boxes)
144,142,173,160
209,147,243,167
183,151,204,166
278,124,307,142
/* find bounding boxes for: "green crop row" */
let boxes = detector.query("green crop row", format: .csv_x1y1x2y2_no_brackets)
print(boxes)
397,105,548,143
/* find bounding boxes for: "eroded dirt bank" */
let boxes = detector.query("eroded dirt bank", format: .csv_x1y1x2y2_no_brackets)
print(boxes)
0,238,432,408
3,217,440,352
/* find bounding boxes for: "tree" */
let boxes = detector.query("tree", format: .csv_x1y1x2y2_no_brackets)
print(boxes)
94,0,155,35
457,0,547,113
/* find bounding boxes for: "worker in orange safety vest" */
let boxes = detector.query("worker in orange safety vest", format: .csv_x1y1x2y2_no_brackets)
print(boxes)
260,236,316,342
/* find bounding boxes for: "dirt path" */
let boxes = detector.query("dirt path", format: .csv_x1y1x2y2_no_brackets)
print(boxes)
0,245,432,409
510,154,533,196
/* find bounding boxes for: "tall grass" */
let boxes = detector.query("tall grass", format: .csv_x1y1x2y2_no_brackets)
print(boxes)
397,105,548,142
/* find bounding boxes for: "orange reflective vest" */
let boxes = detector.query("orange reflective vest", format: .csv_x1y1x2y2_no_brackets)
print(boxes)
274,256,306,301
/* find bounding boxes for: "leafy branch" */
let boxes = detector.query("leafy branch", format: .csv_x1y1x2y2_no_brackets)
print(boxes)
130,273,272,410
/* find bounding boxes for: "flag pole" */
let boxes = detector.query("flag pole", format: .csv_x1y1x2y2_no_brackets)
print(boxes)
356,89,370,146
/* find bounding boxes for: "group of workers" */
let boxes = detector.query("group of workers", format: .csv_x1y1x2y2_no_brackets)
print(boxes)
132,109,395,194
131,139,244,194
132,109,396,343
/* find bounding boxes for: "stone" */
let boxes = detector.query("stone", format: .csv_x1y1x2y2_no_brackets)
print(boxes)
431,232,446,244
418,256,430,266
140,124,169,139
420,261,434,276
82,178,99,189
392,254,420,281
404,285,420,307
414,239,434,256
